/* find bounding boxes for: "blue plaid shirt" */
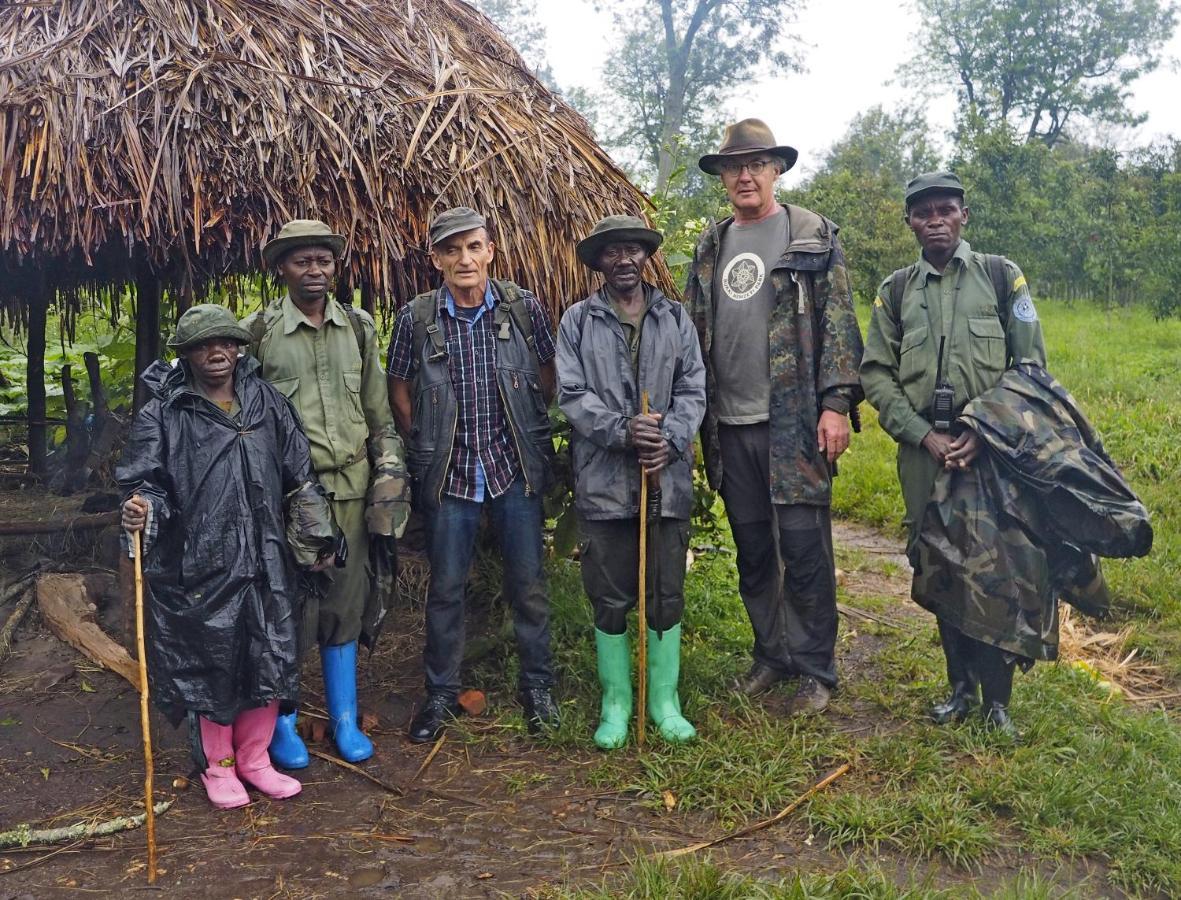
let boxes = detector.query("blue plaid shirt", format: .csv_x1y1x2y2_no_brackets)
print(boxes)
387,282,555,502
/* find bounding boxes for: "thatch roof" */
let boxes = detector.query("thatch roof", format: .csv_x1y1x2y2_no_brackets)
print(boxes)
0,0,672,328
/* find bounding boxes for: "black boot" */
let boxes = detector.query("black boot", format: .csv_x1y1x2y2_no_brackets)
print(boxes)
930,620,978,725
975,640,1017,738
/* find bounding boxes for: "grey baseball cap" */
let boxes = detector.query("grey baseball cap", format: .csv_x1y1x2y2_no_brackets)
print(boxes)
429,207,487,248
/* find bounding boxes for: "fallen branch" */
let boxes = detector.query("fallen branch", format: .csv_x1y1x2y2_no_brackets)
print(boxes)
0,512,119,536
307,748,404,796
0,800,173,850
654,763,852,859
837,602,908,631
409,733,445,784
36,574,140,688
0,588,37,668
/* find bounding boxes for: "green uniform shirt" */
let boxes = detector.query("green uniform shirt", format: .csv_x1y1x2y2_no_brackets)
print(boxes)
241,295,393,501
609,291,654,374
860,240,1047,531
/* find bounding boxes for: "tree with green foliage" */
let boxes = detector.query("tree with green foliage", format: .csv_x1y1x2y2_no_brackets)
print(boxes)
785,107,942,301
910,0,1178,147
591,0,803,192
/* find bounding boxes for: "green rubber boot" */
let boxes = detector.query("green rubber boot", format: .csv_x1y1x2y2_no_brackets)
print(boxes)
593,629,632,750
647,623,697,743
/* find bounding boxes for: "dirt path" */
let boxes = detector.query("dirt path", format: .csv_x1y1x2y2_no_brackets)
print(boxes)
0,520,1114,899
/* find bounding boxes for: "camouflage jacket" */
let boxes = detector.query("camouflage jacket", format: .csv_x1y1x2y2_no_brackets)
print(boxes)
684,204,864,506
912,364,1152,661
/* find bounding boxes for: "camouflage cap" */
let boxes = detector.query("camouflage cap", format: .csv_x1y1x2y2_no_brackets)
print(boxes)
905,171,965,209
262,219,346,268
167,304,252,350
576,215,663,270
429,207,487,248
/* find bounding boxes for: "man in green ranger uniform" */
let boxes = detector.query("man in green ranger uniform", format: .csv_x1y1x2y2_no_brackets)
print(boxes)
243,219,411,765
860,172,1047,733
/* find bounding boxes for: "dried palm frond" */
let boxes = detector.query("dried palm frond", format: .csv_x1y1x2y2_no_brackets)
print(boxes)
0,0,673,331
1059,606,1181,707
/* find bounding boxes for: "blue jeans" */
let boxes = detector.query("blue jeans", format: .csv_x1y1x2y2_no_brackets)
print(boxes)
422,477,554,698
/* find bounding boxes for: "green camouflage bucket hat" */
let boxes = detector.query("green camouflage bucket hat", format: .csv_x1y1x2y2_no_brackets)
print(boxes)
576,215,664,270
262,219,346,268
167,304,253,351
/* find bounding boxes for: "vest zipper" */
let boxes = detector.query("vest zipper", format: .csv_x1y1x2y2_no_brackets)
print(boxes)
497,375,533,497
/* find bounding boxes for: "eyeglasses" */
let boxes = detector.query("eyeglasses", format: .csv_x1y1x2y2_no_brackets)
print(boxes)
719,158,775,177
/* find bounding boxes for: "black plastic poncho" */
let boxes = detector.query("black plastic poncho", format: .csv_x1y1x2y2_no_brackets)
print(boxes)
116,356,335,725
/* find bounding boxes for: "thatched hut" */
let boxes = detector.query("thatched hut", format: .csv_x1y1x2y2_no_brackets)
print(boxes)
0,0,670,473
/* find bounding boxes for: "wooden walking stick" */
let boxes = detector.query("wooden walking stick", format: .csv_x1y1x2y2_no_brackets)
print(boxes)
131,529,158,883
636,392,650,747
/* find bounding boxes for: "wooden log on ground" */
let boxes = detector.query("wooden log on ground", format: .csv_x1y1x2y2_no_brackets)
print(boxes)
36,573,139,689
0,800,173,849
0,588,36,669
0,512,119,536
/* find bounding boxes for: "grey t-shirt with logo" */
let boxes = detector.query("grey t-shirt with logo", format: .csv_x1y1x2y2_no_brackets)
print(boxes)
710,207,789,424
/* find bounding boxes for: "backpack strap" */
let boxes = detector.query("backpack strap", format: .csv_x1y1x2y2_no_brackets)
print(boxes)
342,304,366,359
985,254,1010,332
888,265,914,321
491,280,536,353
248,299,282,362
408,291,447,377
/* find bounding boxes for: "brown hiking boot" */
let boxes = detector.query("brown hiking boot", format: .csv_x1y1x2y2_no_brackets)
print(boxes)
734,663,789,697
786,677,831,716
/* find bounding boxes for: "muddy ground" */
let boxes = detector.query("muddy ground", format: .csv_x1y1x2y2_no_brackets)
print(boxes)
0,519,1126,899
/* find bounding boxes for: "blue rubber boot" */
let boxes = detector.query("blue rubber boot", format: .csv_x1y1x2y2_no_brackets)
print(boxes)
321,641,374,762
268,711,309,770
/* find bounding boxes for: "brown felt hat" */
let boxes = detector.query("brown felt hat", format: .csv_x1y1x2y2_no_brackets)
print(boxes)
576,215,663,270
262,219,346,268
698,118,798,175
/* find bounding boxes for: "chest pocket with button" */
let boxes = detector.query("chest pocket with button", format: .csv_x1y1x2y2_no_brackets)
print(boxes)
968,316,1006,381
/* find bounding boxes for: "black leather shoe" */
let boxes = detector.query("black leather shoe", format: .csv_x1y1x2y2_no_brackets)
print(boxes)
983,702,1018,738
520,687,560,735
930,683,977,725
734,663,788,697
408,695,460,744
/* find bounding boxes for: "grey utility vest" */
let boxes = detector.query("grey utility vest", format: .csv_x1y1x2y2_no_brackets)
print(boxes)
404,281,553,511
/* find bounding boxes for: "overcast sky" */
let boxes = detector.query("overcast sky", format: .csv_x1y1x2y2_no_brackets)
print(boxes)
537,0,1181,186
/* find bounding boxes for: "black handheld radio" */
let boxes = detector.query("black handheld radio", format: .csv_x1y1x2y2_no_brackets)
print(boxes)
932,336,955,432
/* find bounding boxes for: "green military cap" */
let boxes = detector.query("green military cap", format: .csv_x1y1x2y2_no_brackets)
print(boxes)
698,118,798,175
429,207,487,248
167,304,253,351
576,215,663,269
262,219,346,268
905,171,965,209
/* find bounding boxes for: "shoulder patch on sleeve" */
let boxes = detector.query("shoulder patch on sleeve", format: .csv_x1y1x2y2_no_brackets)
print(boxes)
1012,274,1027,292
1012,292,1038,323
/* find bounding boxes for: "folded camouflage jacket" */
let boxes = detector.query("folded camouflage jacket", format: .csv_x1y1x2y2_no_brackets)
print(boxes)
912,363,1152,661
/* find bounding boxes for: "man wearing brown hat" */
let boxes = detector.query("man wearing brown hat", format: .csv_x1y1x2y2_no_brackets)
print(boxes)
861,172,1046,734
557,215,705,749
685,119,864,715
243,219,412,767
386,207,559,743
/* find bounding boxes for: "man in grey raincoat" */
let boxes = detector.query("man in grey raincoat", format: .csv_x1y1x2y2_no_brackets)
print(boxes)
557,216,706,749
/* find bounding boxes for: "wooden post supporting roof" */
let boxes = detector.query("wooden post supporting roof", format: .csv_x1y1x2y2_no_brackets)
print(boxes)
26,272,49,476
133,268,161,414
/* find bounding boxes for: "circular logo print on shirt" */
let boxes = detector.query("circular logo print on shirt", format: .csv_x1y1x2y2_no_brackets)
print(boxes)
721,252,765,302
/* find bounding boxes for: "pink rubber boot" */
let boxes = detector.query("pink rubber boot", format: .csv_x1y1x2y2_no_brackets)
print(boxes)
197,717,250,810
233,702,302,800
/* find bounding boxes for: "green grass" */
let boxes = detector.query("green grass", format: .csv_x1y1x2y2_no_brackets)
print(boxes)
467,300,1181,896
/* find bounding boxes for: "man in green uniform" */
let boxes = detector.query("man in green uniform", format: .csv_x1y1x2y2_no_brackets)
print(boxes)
860,172,1047,733
243,219,411,764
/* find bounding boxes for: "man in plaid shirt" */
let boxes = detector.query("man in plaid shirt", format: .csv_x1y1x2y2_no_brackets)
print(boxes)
388,207,559,743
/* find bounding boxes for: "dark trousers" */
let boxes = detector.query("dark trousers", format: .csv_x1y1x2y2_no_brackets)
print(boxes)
578,516,689,635
719,423,839,688
422,477,553,699
938,618,1015,707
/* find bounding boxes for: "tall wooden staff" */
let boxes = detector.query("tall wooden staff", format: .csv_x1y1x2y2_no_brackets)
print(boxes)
636,392,650,747
132,530,158,883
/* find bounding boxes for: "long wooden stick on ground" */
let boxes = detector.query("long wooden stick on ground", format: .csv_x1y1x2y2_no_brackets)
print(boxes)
0,587,35,669
0,800,173,850
655,763,852,859
132,531,158,883
636,391,650,747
